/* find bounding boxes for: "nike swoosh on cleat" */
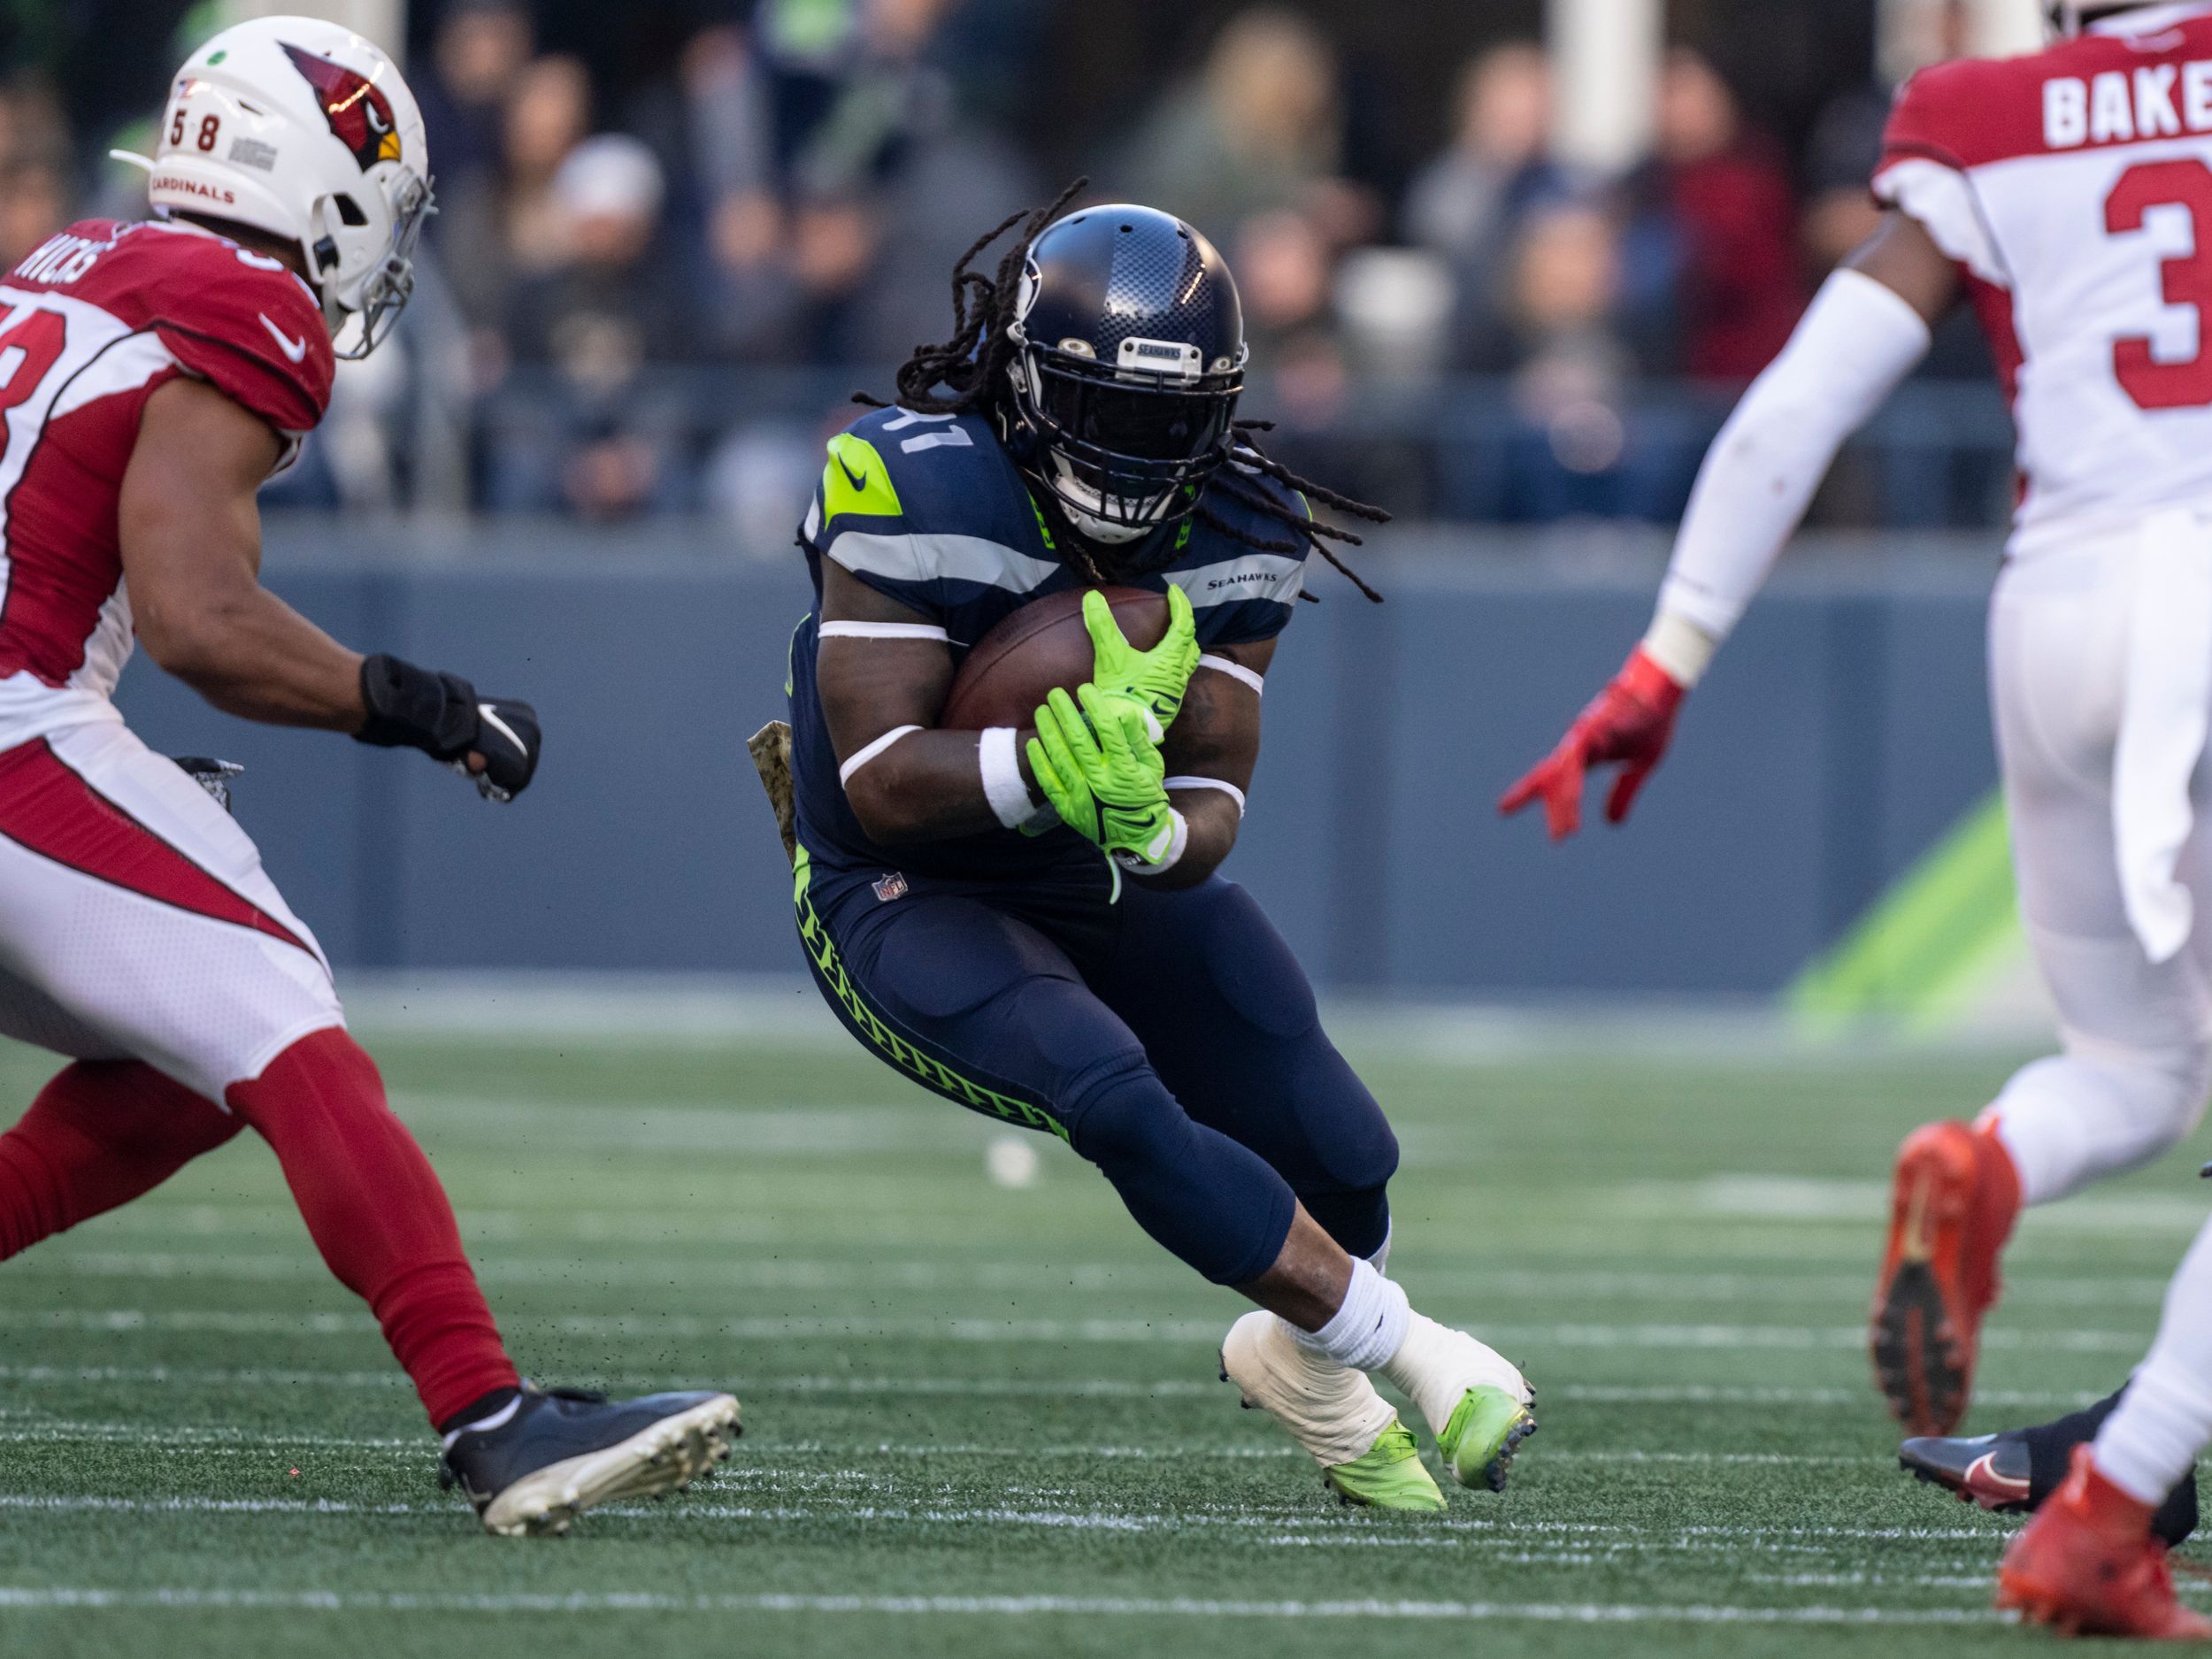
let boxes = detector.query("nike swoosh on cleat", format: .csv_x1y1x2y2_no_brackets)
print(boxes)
259,314,308,364
1965,1451,2032,1502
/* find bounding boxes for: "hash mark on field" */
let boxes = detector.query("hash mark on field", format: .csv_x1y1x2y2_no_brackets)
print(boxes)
0,1586,2005,1623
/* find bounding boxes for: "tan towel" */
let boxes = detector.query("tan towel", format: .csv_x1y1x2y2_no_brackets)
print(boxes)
748,720,797,869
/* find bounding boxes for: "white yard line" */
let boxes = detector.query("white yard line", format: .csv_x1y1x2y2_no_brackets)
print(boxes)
0,1422,1884,1469
0,1586,2006,1624
0,1493,2005,1546
0,1308,2153,1353
0,1363,2107,1413
8,1251,2177,1310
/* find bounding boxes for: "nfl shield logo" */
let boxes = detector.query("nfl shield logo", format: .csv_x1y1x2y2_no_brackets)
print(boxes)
873,872,910,902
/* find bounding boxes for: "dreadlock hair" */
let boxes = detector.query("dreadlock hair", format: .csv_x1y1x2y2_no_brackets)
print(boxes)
856,181,1389,603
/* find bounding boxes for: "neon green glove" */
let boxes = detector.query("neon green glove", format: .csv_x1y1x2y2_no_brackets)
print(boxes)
1026,684,1187,869
1084,584,1199,741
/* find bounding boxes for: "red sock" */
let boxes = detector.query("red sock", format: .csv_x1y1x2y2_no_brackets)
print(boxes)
0,1061,242,1259
227,1029,518,1426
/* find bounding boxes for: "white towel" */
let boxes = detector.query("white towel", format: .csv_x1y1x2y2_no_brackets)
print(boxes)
2115,507,2212,964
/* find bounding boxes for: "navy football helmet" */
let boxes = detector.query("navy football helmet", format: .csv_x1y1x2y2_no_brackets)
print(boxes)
1002,204,1248,552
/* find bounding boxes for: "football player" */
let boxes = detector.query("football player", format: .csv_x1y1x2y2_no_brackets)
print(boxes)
1503,0,2212,1633
0,16,736,1534
781,192,1535,1510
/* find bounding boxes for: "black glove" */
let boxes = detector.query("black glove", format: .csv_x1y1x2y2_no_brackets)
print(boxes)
355,653,541,803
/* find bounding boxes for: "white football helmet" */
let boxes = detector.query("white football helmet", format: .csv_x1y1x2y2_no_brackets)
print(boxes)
121,15,431,358
2047,2,2168,37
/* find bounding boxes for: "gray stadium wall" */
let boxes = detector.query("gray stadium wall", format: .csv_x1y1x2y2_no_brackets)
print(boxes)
111,518,2003,999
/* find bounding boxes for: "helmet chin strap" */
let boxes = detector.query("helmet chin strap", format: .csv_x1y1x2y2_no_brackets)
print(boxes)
1065,504,1150,546
1042,449,1168,545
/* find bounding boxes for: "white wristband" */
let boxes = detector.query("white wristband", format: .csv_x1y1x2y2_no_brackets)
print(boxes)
1113,808,1188,874
1165,775,1247,818
818,621,952,642
979,726,1036,830
839,725,921,788
1640,610,1718,687
1198,653,1264,695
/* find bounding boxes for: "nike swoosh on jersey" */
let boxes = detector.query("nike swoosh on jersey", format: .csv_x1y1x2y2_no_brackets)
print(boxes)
837,455,869,492
258,314,308,364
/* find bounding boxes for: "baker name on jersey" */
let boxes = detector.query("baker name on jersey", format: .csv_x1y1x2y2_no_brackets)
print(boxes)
2046,63,2212,148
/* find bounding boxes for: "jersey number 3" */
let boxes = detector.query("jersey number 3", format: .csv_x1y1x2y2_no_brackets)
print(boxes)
2107,160,2212,410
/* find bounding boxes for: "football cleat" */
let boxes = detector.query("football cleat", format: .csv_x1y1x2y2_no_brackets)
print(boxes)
1901,1430,2035,1512
1220,1310,1445,1513
1901,1395,2200,1547
1996,1447,2212,1640
1383,1315,1538,1494
1323,1418,1449,1513
1870,1119,2021,1436
1438,1382,1540,1494
439,1382,741,1537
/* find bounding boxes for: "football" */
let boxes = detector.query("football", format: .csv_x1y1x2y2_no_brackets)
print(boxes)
938,585,1169,729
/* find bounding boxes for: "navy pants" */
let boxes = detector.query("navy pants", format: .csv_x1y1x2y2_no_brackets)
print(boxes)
795,851,1398,1285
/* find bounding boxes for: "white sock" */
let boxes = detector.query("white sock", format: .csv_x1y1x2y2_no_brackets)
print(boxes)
1294,1257,1409,1373
2094,1216,2212,1504
1270,1232,1398,1383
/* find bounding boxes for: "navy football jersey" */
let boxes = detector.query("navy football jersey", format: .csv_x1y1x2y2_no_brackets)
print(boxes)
787,405,1311,882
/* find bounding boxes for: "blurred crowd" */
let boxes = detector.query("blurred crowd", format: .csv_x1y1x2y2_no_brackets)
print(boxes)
0,0,2010,530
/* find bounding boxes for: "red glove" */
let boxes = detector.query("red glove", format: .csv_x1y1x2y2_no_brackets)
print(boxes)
1499,647,1686,841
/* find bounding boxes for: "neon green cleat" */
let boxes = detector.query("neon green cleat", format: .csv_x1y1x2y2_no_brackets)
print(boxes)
1219,1310,1446,1513
1437,1383,1539,1494
1323,1417,1447,1513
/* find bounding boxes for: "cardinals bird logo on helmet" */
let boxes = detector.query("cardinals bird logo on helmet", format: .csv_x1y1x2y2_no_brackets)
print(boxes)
281,42,403,173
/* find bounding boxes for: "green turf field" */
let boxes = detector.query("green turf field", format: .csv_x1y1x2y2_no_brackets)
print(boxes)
0,1012,2200,1657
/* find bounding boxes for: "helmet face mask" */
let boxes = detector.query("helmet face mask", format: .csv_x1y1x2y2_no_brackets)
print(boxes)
1010,343,1240,549
328,167,432,359
1002,204,1248,567
130,15,433,359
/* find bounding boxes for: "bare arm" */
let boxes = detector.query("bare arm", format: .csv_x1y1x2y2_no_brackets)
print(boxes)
119,377,365,729
1844,209,1962,327
1135,638,1273,891
818,558,1041,844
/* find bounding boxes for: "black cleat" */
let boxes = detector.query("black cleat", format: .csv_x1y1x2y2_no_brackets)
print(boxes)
438,1382,741,1537
1900,1430,2034,1512
1898,1386,2199,1549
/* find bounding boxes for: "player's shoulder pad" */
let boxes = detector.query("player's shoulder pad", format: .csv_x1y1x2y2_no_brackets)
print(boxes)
814,407,1008,539
132,225,334,436
1172,455,1312,644
1193,453,1313,559
1881,49,2055,174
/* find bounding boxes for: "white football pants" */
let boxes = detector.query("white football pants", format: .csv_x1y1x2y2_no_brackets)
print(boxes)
1982,527,2212,1205
0,717,343,1103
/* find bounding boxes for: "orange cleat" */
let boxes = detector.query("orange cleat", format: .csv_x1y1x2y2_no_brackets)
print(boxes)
1997,1447,2212,1640
1870,1119,2021,1435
